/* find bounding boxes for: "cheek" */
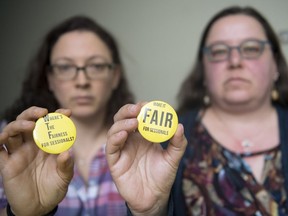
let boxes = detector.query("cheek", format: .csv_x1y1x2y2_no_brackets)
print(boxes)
204,64,224,91
249,61,275,85
49,80,71,105
103,72,119,90
98,79,115,95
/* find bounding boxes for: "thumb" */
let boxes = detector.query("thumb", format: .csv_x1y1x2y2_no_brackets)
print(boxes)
57,151,74,182
165,124,187,170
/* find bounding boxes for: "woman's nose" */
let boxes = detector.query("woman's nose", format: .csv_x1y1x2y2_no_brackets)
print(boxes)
228,48,242,67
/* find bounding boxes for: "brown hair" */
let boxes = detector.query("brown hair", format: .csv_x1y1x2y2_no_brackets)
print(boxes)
2,15,134,125
177,6,288,114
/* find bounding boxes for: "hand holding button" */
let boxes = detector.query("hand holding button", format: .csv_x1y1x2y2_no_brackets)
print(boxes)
106,101,187,216
0,107,74,216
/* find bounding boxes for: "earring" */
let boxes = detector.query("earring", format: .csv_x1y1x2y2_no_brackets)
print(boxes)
203,95,210,105
271,88,279,101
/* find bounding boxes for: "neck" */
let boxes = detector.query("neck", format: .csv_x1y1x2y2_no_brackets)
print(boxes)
71,114,108,147
204,103,278,154
212,94,274,115
209,103,275,124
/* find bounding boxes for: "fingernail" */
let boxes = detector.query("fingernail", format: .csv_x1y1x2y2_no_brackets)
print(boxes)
178,124,184,136
129,104,137,113
126,119,137,126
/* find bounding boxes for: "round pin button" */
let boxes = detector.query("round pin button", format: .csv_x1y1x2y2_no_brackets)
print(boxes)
137,100,178,143
33,113,76,154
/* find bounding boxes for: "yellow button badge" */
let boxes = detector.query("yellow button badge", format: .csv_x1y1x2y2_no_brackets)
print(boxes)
33,113,76,154
137,100,178,143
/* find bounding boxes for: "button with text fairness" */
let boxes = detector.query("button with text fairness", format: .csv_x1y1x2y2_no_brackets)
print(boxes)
137,100,178,143
33,113,76,154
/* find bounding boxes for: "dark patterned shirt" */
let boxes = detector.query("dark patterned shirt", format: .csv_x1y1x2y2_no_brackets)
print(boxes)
183,114,286,216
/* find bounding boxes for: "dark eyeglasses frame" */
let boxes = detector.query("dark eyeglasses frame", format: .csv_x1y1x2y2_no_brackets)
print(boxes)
48,63,115,81
203,39,271,62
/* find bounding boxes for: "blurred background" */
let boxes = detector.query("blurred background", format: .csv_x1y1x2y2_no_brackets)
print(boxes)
1,0,288,112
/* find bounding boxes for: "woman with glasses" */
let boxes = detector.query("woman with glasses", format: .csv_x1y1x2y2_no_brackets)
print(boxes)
0,15,134,215
106,6,288,215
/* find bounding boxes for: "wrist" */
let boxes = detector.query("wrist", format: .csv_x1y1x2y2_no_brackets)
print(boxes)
127,202,168,216
6,203,58,216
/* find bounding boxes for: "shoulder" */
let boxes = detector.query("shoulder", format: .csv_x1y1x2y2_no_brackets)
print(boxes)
275,104,288,115
275,105,288,129
178,110,199,124
178,109,199,136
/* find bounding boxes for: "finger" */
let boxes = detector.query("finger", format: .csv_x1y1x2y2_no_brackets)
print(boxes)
164,124,187,170
57,151,74,183
106,115,138,167
2,120,36,154
0,131,9,145
108,103,142,138
16,106,48,121
106,130,129,167
113,103,143,122
55,109,72,117
107,117,138,138
3,120,35,137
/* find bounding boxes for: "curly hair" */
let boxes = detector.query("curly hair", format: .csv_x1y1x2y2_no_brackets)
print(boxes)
2,15,134,125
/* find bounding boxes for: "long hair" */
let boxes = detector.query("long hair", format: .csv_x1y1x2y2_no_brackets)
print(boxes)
177,6,288,114
2,15,134,125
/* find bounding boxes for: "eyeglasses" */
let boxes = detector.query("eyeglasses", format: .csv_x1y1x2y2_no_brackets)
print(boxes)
49,63,115,81
203,39,271,62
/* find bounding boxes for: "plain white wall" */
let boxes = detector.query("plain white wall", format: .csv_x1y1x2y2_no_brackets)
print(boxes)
1,0,288,113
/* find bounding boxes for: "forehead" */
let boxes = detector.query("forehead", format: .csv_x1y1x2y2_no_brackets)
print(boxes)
51,30,112,61
205,14,267,44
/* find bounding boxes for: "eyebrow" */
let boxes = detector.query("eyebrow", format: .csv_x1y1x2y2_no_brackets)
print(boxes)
205,37,267,46
51,55,111,63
